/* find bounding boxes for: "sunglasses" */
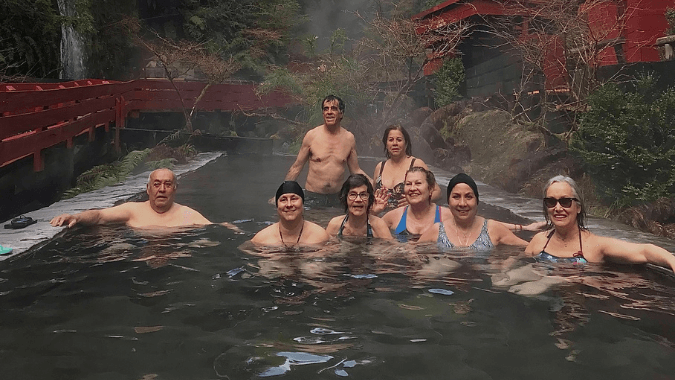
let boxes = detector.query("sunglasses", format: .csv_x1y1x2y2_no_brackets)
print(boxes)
544,197,578,208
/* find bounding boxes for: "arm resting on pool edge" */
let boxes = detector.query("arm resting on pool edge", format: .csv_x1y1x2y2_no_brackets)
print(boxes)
488,220,529,247
499,221,547,232
598,236,675,272
50,204,134,228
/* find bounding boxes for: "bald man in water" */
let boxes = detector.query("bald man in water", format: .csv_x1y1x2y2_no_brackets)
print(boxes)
50,168,214,228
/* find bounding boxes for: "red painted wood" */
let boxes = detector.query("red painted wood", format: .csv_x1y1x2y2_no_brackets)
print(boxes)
0,96,117,140
0,111,113,167
0,79,297,168
0,82,134,113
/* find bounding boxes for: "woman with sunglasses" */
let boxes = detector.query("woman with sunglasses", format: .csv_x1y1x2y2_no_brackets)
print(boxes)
326,174,393,239
372,125,441,212
418,173,528,249
525,175,675,271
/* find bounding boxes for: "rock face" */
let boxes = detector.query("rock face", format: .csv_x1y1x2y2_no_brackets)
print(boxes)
412,106,579,197
618,198,675,239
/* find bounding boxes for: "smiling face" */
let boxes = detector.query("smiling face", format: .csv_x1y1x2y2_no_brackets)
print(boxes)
404,171,431,205
277,193,304,222
386,129,406,158
545,181,581,229
448,183,478,223
147,169,176,213
346,184,370,217
322,99,342,127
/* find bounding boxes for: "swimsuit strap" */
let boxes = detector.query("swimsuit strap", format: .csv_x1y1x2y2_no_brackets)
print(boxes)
437,220,453,247
408,157,416,170
434,204,441,223
394,206,409,234
375,161,386,190
574,226,584,258
338,214,374,238
337,214,349,237
541,229,555,251
541,228,584,258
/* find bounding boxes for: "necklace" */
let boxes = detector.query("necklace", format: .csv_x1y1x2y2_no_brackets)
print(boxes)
279,222,304,248
453,220,472,246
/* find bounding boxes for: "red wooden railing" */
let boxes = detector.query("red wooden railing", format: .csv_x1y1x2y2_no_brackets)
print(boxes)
0,79,296,171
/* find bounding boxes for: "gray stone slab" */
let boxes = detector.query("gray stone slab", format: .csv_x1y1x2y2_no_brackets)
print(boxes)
0,152,223,260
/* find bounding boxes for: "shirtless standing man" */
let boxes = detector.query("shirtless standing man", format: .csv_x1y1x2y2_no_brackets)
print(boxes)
50,168,216,228
284,95,370,207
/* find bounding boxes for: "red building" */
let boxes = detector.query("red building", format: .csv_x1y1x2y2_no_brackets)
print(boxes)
414,0,674,97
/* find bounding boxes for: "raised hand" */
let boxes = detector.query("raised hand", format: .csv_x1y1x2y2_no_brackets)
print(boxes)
371,188,390,215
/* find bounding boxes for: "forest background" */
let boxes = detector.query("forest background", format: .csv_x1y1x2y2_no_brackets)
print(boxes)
2,0,675,236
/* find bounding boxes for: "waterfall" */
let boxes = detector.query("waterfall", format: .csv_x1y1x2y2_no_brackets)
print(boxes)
57,0,86,80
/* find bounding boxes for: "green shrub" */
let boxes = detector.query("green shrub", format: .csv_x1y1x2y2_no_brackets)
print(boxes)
570,75,675,207
433,57,464,107
666,8,675,35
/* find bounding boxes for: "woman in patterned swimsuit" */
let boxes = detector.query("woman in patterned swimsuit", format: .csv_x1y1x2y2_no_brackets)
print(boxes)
372,125,441,212
525,175,675,271
418,173,528,249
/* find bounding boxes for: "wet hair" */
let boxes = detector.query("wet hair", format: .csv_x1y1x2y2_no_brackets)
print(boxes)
275,181,305,205
382,125,413,158
321,95,345,114
447,173,479,204
543,175,587,230
339,174,375,213
404,166,436,194
147,168,177,186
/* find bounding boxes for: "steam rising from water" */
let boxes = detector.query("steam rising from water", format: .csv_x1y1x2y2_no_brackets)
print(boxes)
303,0,376,50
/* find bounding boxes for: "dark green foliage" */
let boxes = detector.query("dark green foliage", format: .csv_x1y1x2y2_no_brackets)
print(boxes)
666,7,675,35
180,0,302,72
86,0,138,79
432,57,464,107
570,75,675,207
63,149,152,198
0,0,61,79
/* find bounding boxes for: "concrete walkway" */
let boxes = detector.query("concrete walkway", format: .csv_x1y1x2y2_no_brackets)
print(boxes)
0,152,223,260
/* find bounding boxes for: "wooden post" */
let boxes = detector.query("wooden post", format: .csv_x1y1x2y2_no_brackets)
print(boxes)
115,96,125,153
33,149,43,172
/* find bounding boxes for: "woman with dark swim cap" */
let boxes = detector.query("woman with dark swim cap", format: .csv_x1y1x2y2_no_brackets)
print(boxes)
418,173,528,249
251,181,329,247
326,174,393,239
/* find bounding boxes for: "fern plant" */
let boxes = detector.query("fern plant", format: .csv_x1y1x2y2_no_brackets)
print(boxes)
62,149,152,199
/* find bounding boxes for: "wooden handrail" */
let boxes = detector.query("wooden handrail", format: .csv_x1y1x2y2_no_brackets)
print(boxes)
0,79,296,170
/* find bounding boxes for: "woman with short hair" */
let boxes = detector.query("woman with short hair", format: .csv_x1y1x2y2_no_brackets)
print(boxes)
382,167,451,242
326,174,393,239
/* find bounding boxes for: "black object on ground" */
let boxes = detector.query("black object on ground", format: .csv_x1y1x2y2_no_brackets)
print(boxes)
4,215,37,229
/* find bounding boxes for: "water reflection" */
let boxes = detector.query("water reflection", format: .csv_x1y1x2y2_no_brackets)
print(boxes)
2,155,675,378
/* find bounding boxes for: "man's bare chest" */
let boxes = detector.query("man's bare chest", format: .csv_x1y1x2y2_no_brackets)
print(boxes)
309,140,350,163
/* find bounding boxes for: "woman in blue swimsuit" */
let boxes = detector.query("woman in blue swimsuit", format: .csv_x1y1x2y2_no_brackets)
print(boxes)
382,167,452,242
418,173,528,249
525,175,675,271
326,174,393,239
